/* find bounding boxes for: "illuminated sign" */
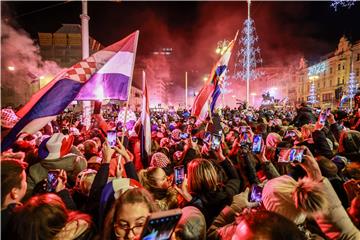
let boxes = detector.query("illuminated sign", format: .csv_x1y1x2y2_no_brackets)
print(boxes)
308,62,327,76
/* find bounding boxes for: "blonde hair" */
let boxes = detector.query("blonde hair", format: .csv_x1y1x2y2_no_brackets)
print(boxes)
138,167,163,190
301,124,315,139
138,167,178,210
75,169,97,196
187,158,218,194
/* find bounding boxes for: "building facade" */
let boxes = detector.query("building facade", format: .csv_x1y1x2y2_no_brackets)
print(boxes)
296,36,360,109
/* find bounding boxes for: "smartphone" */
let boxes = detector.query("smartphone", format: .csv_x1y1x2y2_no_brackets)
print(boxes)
286,130,296,138
46,170,60,192
239,132,249,146
203,132,211,143
93,101,102,114
249,184,263,202
319,112,327,124
252,134,262,154
288,148,304,163
240,126,247,133
278,148,304,163
140,209,182,240
211,134,221,150
174,165,185,185
326,108,331,116
107,130,117,148
180,133,189,139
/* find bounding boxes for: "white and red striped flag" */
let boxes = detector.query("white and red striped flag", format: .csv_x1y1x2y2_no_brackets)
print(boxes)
140,70,151,167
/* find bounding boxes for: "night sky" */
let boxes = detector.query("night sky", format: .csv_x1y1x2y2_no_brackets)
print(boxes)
2,1,360,89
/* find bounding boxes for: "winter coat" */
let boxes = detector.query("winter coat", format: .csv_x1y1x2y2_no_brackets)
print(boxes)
314,178,360,240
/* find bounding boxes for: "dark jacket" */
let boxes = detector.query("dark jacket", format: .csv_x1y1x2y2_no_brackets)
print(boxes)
1,203,18,238
312,130,334,159
190,159,241,227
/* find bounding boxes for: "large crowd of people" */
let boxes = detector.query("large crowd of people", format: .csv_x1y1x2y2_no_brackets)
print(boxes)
1,101,360,240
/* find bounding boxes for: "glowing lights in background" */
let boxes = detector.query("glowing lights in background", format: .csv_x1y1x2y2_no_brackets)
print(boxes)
7,66,15,71
216,40,230,55
268,87,278,96
331,0,356,11
348,72,358,108
233,0,263,104
308,62,327,76
94,85,105,101
308,75,319,105
233,18,263,82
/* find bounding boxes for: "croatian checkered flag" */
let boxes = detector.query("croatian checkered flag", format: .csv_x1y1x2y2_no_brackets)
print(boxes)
2,31,139,151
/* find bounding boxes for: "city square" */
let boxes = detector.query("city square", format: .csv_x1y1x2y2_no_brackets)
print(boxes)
1,1,360,239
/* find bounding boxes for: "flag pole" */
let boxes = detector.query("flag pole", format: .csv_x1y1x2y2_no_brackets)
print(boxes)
118,31,139,173
121,30,140,146
185,71,188,109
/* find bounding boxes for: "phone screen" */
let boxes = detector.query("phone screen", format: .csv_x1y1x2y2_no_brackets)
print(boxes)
107,130,117,148
47,170,59,192
140,209,182,240
211,134,221,150
241,126,247,133
204,132,211,143
326,108,331,116
319,113,327,124
279,148,304,163
252,134,262,154
288,148,304,163
249,185,263,202
180,133,189,139
174,165,184,185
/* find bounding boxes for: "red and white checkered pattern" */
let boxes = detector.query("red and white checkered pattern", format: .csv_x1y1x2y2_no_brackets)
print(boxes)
117,109,137,124
1,108,20,128
64,56,97,83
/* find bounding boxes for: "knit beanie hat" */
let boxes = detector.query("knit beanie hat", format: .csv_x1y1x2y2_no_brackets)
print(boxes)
263,175,327,225
171,129,182,142
150,152,171,168
174,206,206,240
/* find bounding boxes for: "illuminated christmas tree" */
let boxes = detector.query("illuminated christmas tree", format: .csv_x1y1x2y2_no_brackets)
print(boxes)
233,0,262,105
348,72,358,108
308,81,317,105
331,0,356,11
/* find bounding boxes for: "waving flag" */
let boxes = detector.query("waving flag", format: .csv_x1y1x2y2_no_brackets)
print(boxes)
76,32,138,100
140,70,151,168
2,31,139,151
191,36,235,120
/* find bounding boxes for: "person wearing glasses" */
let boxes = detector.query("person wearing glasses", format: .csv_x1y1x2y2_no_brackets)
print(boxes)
101,188,159,240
